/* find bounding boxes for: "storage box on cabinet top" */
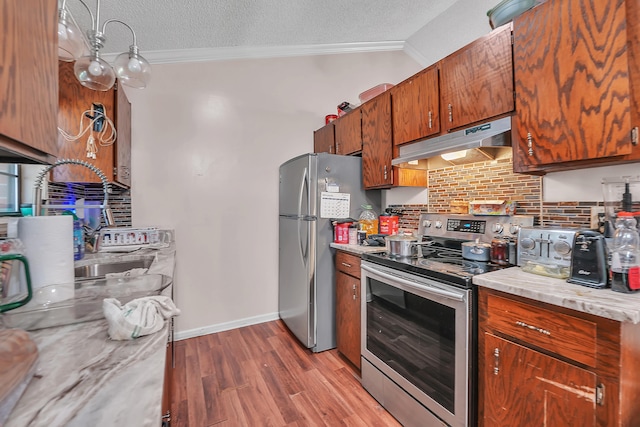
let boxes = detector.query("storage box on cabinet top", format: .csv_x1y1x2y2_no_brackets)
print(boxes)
469,200,516,216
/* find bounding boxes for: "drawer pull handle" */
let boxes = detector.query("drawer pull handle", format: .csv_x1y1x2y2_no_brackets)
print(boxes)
596,384,605,405
516,320,551,336
341,262,352,268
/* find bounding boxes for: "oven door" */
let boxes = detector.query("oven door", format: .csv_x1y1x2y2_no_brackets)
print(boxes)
361,261,471,427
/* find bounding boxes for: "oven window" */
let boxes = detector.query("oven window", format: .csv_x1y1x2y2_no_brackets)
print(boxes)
366,278,456,412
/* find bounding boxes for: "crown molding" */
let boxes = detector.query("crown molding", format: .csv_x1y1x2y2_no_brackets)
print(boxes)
102,41,406,65
402,41,430,67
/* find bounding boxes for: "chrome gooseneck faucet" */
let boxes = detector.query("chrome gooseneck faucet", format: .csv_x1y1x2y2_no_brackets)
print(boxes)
33,158,115,227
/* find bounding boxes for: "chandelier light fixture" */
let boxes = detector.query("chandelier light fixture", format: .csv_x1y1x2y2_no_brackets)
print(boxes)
57,0,151,91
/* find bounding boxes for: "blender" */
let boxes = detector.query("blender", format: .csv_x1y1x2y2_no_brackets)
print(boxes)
602,176,640,237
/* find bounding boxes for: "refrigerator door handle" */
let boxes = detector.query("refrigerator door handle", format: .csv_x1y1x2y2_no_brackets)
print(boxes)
298,168,309,263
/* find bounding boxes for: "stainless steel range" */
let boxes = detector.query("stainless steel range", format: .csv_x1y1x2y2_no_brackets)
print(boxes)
360,213,533,427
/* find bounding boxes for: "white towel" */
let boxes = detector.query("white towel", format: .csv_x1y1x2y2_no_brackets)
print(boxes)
103,296,180,340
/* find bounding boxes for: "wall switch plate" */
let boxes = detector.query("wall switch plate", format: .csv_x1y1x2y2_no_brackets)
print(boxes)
590,206,605,229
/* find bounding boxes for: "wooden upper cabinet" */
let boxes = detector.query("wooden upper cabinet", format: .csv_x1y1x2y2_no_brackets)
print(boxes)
334,108,362,155
440,23,514,132
0,0,58,163
313,123,335,154
391,66,440,146
362,91,393,189
56,62,131,187
512,0,632,173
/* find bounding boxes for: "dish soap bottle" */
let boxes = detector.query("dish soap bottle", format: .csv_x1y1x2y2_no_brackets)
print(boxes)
358,204,379,237
63,211,85,261
611,212,640,293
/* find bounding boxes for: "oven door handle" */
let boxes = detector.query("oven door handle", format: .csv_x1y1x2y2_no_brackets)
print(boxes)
361,264,466,302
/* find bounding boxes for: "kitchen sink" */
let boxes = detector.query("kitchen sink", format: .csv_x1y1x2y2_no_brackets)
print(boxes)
74,256,155,279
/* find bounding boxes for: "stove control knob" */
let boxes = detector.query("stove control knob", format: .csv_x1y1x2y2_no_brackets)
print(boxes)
423,220,432,228
434,220,443,229
520,237,535,250
509,223,520,235
553,240,572,256
492,223,504,234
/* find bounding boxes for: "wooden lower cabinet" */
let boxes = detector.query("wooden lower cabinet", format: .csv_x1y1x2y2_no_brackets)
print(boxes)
483,332,597,426
335,250,361,369
162,321,173,426
478,287,640,426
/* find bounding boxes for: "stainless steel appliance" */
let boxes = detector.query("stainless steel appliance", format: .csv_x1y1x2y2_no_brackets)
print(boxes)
360,213,533,427
278,153,380,352
517,227,579,268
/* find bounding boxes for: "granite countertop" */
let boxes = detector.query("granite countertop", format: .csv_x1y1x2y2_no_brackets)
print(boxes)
5,236,176,426
330,242,388,255
473,267,640,324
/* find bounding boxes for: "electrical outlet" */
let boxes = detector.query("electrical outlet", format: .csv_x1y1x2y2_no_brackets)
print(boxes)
590,206,605,229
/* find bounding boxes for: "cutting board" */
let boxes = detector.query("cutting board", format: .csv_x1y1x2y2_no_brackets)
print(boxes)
0,329,38,425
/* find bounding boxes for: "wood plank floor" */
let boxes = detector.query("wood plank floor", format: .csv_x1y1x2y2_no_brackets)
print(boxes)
170,319,402,426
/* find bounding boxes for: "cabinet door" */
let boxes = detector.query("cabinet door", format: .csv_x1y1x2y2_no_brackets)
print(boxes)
334,108,362,155
482,332,597,427
162,339,173,425
114,83,131,188
336,270,361,369
0,0,58,160
512,0,631,173
440,24,514,132
313,123,335,154
362,91,393,188
392,66,440,145
56,61,116,183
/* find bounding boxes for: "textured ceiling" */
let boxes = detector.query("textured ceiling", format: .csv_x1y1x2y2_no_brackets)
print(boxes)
64,0,460,57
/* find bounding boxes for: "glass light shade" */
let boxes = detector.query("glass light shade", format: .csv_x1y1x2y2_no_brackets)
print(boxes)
113,51,151,89
441,150,468,161
58,20,84,61
74,55,116,91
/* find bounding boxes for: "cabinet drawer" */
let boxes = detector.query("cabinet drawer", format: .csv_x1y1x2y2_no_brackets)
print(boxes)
336,251,361,278
485,294,598,367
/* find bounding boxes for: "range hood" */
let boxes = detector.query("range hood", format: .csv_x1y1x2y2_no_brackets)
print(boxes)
392,117,512,165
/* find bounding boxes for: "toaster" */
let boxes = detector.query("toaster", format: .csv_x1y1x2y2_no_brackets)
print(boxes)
517,227,579,268
567,230,609,288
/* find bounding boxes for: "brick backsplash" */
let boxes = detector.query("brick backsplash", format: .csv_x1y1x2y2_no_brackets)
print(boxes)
389,156,597,233
47,182,132,227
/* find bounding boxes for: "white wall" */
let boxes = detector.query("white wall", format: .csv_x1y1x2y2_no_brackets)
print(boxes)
405,0,497,66
125,51,422,337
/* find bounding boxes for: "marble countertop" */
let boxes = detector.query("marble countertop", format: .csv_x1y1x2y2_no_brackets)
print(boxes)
473,267,640,324
5,237,176,426
330,242,387,255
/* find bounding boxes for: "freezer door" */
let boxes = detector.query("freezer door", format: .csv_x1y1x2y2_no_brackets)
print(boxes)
278,215,316,348
279,154,317,218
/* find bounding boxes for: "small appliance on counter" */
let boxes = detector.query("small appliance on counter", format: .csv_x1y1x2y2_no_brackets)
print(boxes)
518,227,579,279
567,230,609,288
602,175,640,237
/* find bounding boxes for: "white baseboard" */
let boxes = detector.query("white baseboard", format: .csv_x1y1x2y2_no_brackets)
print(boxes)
174,312,280,341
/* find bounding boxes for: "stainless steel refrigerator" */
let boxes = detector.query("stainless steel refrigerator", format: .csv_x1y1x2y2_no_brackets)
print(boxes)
278,153,380,352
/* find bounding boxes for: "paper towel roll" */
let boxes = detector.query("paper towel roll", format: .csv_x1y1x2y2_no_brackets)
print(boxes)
18,216,75,304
